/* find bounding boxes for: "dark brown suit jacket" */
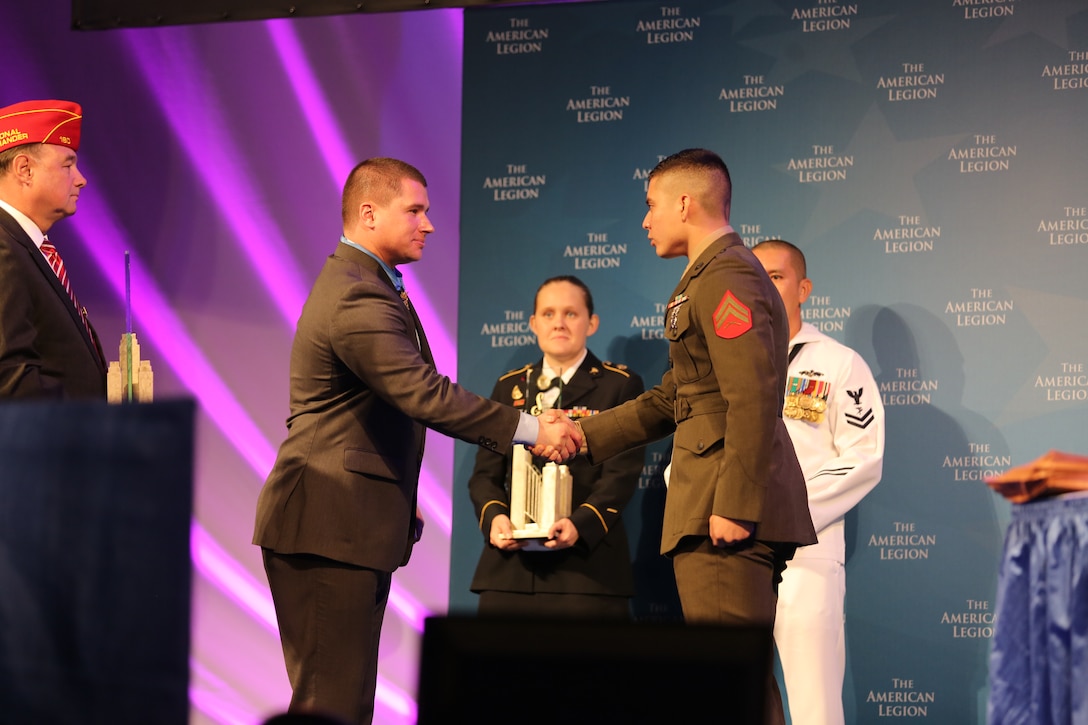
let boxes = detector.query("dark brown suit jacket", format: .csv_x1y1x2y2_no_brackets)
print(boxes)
253,244,522,572
0,206,105,399
580,234,816,555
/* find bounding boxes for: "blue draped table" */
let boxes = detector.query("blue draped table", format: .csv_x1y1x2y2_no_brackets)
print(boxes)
989,493,1088,725
0,399,195,724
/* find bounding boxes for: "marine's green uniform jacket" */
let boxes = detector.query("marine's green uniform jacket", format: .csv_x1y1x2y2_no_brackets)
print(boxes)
580,234,817,556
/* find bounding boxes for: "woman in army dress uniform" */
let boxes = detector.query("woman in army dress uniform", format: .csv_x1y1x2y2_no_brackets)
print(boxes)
468,275,645,618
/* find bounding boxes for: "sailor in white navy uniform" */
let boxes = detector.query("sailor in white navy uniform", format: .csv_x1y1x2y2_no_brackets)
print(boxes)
753,240,885,725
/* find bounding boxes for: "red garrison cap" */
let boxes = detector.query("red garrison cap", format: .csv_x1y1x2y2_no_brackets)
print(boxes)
0,100,82,153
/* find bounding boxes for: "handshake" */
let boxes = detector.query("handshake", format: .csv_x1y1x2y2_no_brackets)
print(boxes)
530,409,585,463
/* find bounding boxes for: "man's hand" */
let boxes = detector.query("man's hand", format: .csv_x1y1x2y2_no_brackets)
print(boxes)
709,514,755,547
488,514,525,551
530,409,582,462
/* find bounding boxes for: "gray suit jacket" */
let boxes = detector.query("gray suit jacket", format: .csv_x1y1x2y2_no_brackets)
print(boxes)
0,207,105,399
253,244,521,572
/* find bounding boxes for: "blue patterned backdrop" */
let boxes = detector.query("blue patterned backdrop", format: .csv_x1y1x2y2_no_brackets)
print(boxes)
451,1,1088,722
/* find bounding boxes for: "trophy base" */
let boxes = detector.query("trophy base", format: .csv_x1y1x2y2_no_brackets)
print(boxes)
510,525,555,552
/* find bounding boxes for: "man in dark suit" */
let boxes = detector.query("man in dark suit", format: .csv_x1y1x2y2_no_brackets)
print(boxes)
469,275,645,618
0,99,105,399
253,158,581,725
575,149,816,725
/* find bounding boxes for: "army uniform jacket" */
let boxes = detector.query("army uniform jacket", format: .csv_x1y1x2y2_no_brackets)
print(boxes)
469,350,645,596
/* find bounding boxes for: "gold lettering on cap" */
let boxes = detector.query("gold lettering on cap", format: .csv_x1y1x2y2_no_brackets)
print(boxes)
0,128,29,146
0,128,31,145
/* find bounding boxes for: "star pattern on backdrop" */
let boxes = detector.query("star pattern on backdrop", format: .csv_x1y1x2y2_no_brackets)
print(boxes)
984,0,1084,50
705,0,786,37
994,285,1088,427
786,102,964,241
739,12,896,85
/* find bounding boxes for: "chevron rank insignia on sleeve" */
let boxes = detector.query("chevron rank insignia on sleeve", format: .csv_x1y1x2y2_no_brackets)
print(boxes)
845,408,875,429
713,290,753,339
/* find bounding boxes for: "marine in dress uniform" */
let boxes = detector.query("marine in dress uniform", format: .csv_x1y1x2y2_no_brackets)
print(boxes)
576,149,816,725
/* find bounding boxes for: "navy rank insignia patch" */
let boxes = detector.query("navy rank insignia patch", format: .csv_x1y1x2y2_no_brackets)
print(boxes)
845,387,874,429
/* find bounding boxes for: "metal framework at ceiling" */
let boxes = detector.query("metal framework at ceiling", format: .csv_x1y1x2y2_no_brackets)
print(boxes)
72,0,593,30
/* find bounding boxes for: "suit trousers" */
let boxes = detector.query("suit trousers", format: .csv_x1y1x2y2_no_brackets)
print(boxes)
263,550,391,725
671,536,790,725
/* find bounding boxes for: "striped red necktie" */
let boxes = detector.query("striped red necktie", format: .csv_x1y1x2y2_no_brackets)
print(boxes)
40,236,98,353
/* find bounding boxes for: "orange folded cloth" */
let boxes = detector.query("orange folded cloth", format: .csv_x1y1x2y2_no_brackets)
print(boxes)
986,450,1088,503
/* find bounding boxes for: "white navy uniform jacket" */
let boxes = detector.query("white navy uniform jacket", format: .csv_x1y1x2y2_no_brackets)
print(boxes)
784,323,885,563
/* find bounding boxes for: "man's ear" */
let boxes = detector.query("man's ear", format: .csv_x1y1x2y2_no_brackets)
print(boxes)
798,277,813,305
12,153,33,185
359,202,376,228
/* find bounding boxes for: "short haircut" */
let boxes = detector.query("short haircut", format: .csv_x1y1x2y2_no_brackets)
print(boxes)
0,143,42,175
341,157,427,225
752,238,808,278
648,148,732,217
534,275,595,317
